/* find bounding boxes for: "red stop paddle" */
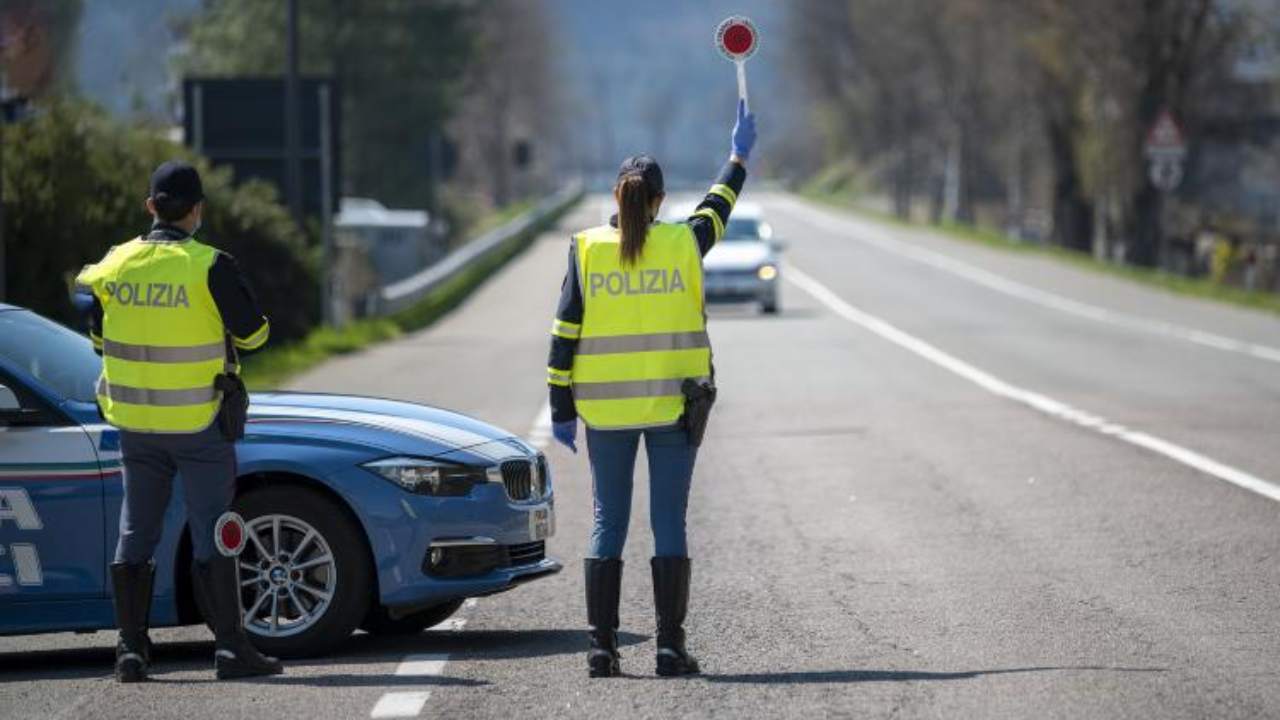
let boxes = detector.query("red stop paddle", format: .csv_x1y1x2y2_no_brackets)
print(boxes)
716,16,759,112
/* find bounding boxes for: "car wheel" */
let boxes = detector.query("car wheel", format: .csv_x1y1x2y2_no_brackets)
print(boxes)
233,485,372,658
761,298,780,314
361,598,466,636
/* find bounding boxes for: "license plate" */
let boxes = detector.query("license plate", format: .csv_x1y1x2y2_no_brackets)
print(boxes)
708,278,754,293
528,504,554,541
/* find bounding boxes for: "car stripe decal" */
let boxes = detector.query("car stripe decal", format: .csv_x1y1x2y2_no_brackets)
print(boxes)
248,405,497,451
0,460,123,481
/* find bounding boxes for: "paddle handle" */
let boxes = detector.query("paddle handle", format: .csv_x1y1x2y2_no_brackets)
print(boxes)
736,60,749,113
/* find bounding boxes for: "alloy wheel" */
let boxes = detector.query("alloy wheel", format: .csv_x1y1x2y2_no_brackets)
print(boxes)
237,514,337,638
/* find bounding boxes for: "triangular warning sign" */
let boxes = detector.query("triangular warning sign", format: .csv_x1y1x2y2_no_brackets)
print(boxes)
1145,109,1185,153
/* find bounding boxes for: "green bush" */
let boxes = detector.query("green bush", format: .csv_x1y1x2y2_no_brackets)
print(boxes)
2,101,318,341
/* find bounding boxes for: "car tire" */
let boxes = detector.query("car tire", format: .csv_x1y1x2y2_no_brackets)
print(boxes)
761,298,780,314
233,485,372,659
361,598,466,636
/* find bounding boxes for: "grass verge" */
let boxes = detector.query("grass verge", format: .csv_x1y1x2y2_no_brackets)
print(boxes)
800,188,1280,319
241,194,580,390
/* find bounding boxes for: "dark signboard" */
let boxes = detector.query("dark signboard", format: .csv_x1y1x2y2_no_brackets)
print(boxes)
182,77,340,218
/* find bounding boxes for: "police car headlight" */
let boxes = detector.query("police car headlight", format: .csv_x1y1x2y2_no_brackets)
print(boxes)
362,457,486,497
757,264,778,281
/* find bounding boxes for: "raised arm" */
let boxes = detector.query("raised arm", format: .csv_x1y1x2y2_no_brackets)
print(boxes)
685,100,755,256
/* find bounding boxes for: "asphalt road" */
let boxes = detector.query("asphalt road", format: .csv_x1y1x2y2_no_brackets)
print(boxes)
3,192,1278,719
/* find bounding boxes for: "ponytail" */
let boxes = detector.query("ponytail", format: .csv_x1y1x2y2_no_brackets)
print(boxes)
616,174,652,267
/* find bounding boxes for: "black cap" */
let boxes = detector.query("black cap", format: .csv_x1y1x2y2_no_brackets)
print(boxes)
149,161,204,208
617,155,664,195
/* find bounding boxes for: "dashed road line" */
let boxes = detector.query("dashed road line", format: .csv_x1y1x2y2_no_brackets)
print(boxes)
526,400,553,450
395,654,451,677
369,622,469,718
786,263,1280,504
777,196,1280,365
370,692,432,719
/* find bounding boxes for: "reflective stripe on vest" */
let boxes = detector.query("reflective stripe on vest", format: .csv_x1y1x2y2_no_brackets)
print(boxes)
576,330,710,356
101,338,226,363
572,376,711,401
571,223,711,430
97,377,218,406
75,237,231,433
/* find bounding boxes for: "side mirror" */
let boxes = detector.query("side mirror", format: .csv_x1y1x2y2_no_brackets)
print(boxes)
770,238,789,252
0,384,42,426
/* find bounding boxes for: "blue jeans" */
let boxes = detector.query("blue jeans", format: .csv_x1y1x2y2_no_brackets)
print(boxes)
586,425,696,559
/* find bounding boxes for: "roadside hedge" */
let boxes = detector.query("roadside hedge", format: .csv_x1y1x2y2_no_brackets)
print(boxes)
2,101,318,341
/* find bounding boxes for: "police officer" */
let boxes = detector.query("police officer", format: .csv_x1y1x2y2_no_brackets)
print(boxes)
75,161,283,682
547,101,756,677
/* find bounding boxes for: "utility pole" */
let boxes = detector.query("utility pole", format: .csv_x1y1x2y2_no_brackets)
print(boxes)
318,83,335,326
0,64,9,304
0,112,6,305
284,0,303,228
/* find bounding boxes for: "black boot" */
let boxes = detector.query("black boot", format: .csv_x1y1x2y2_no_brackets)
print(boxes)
110,562,155,683
584,558,623,678
192,555,284,680
652,557,699,676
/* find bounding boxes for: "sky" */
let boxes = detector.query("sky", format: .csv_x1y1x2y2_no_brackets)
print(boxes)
74,0,200,117
544,0,792,184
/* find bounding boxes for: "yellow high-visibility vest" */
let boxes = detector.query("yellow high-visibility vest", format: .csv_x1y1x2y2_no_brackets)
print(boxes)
76,237,234,433
571,223,711,430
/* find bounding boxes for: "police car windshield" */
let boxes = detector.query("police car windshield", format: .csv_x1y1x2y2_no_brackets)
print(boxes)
723,219,763,242
0,310,101,403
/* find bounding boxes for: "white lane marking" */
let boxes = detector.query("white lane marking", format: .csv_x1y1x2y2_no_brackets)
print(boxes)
370,692,432,719
786,263,1280,504
396,654,451,677
777,197,1280,365
526,400,553,449
370,618,469,716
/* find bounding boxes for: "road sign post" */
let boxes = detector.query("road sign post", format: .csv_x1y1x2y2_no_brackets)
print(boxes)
716,16,759,112
1141,108,1187,268
1144,108,1187,194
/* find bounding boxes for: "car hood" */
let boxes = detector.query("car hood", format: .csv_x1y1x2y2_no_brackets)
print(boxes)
246,392,535,463
704,242,774,270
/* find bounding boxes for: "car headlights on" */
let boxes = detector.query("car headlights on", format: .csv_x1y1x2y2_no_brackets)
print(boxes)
757,264,778,281
362,457,487,497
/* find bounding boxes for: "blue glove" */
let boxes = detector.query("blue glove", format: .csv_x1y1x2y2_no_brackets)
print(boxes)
552,419,577,453
731,99,756,161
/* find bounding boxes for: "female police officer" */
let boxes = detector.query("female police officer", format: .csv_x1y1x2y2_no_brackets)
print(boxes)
546,101,755,677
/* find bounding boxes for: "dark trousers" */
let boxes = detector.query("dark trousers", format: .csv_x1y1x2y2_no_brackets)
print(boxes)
586,425,696,559
115,424,236,564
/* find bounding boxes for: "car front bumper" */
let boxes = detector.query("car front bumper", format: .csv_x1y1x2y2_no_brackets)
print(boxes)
705,269,778,302
326,462,562,614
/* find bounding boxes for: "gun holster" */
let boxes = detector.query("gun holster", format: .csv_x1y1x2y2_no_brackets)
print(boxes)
680,378,717,448
213,373,249,441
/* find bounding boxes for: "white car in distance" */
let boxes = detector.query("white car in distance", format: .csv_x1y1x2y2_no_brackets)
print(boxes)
667,201,782,314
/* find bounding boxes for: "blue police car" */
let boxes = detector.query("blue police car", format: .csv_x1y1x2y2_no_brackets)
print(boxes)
0,304,558,657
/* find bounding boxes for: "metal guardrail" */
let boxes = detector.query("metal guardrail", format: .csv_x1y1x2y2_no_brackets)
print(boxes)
378,181,584,316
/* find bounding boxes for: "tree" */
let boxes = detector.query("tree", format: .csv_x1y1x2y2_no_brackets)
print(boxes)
0,0,82,98
2,102,317,339
787,0,1261,268
447,0,564,208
